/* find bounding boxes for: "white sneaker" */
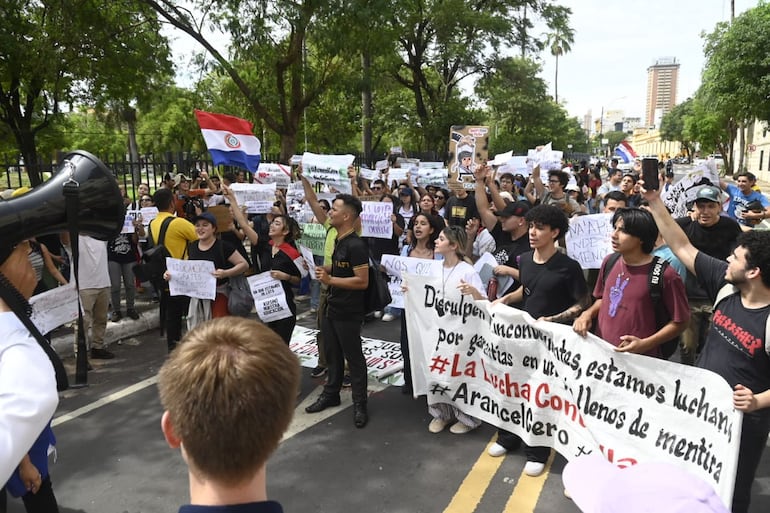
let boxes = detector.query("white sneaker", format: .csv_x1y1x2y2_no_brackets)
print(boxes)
488,442,507,457
381,313,396,322
523,460,546,477
449,421,476,434
428,418,450,433
373,310,383,319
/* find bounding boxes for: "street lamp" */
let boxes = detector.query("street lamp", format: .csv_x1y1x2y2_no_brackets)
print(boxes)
567,144,573,162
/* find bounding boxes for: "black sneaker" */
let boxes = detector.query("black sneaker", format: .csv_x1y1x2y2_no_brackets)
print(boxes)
110,311,122,322
90,348,115,360
305,394,341,413
342,375,352,388
310,366,327,378
353,402,368,428
126,309,140,320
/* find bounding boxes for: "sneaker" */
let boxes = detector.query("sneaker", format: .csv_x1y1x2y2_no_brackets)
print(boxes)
381,313,396,322
563,488,572,499
110,311,122,322
488,442,508,457
373,310,383,319
449,421,476,434
90,348,115,360
428,418,450,433
295,294,310,302
310,366,327,378
523,461,546,477
126,309,140,320
353,402,368,428
342,375,352,387
309,307,318,314
305,394,341,413
151,296,160,303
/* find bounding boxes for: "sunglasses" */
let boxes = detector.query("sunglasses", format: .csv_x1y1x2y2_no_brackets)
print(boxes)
435,195,445,200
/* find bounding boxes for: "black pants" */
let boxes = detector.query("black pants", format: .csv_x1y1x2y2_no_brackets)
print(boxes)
0,476,59,513
321,315,367,404
400,314,412,391
162,290,189,351
732,411,770,513
268,313,296,345
497,429,550,462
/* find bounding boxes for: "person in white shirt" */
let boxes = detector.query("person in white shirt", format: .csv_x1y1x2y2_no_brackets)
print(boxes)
76,235,114,359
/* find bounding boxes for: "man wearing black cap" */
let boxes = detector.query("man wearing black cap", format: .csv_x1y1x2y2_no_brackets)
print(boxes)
675,185,742,364
0,242,59,483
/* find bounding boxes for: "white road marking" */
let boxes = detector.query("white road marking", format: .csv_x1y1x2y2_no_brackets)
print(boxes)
52,376,159,427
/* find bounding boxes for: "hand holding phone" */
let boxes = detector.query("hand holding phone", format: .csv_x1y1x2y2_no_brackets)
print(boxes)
641,158,660,191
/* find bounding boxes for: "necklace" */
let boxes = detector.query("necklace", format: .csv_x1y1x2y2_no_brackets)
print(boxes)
442,263,459,298
608,262,630,318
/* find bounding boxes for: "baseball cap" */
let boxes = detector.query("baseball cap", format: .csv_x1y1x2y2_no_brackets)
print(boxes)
494,200,531,217
191,211,217,228
173,173,192,187
565,183,580,192
563,455,729,513
399,187,413,197
695,186,722,204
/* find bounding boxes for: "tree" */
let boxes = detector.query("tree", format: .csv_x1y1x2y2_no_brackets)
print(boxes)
0,0,172,185
660,98,695,158
544,15,574,104
683,91,736,174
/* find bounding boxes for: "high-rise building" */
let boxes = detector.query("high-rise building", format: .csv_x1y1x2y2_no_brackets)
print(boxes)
645,57,679,127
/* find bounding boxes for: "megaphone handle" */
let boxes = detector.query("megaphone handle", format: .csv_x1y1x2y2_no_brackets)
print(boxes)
64,181,89,387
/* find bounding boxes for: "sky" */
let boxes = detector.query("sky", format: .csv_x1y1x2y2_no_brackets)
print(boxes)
167,0,760,124
538,0,759,122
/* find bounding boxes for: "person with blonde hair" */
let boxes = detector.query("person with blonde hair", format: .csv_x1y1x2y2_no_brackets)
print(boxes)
158,317,300,513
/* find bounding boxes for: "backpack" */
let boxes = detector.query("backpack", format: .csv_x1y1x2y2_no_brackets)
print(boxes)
134,216,175,285
602,252,680,359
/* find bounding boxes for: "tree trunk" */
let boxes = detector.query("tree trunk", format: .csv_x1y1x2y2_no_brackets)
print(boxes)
361,52,373,166
124,107,141,185
279,132,298,164
16,129,43,186
554,53,559,103
737,121,746,174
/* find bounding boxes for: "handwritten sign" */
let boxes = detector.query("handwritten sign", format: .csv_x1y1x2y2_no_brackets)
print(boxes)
140,206,159,223
167,258,216,299
359,167,379,181
360,202,394,239
404,273,740,506
527,143,564,172
384,168,408,183
565,213,614,269
301,152,354,194
248,272,293,322
381,254,442,308
229,183,277,214
30,283,78,334
299,223,327,257
255,163,291,188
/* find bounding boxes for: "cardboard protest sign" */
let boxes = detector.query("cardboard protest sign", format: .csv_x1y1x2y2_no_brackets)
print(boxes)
449,125,490,190
255,163,292,188
381,254,442,308
229,183,277,214
299,223,327,257
167,258,216,299
301,152,354,194
207,205,234,231
565,213,614,269
360,201,394,239
248,272,293,322
30,283,78,334
405,273,741,506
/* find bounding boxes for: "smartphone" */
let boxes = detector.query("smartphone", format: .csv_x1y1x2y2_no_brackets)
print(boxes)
642,158,659,191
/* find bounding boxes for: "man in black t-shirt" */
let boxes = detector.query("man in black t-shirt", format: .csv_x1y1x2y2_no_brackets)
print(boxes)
305,194,371,428
675,185,742,364
645,187,770,513
444,185,478,227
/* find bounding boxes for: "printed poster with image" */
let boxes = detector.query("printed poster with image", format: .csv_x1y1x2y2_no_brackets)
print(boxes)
449,125,489,190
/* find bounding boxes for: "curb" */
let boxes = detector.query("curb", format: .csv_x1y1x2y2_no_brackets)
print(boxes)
51,310,160,358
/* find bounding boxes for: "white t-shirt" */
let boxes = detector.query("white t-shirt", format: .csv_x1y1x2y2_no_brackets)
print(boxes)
77,236,111,289
439,261,487,299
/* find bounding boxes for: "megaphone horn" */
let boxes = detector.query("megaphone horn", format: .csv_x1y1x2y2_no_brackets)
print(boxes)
0,150,125,246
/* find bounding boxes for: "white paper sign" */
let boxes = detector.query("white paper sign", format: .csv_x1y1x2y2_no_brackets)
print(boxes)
298,244,317,278
415,167,448,187
121,212,137,234
359,167,379,181
140,206,159,223
301,152,354,194
527,143,564,172
565,213,614,269
30,283,78,334
360,202,394,239
405,273,741,506
229,183,277,214
255,163,292,188
248,272,293,322
381,254,442,308
167,258,216,299
384,168,408,183
473,252,512,298
375,160,389,170
490,150,514,166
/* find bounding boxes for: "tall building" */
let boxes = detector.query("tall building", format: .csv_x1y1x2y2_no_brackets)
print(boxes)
583,110,592,136
645,57,680,127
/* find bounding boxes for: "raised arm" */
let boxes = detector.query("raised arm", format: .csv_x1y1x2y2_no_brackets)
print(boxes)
473,166,498,231
223,185,259,246
297,166,328,224
641,183,699,275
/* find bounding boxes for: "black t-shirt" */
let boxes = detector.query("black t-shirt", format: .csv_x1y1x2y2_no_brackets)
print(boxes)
107,233,138,264
676,216,742,299
271,242,302,314
694,252,770,398
188,239,236,286
489,222,531,295
519,250,588,320
444,193,479,227
221,230,252,268
327,230,369,320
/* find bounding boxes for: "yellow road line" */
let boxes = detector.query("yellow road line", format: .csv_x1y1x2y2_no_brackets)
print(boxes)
443,435,506,513
503,450,556,513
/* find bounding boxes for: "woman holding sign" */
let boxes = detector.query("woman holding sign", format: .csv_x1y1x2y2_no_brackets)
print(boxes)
265,215,303,344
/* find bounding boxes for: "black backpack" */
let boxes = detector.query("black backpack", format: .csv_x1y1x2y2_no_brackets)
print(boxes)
602,253,680,359
134,216,175,285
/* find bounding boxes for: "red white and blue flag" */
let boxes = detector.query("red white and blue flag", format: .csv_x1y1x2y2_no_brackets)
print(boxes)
614,140,638,164
194,110,261,172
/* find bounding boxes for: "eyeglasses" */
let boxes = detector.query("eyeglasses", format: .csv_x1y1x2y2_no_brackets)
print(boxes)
548,179,560,184
435,195,445,200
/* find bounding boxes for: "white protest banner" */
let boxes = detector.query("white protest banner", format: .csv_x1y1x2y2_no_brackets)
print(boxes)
30,283,78,335
490,150,513,167
255,163,292,188
527,143,564,172
121,212,137,234
497,156,529,178
404,273,740,507
415,167,448,187
473,252,511,298
359,167,379,181
302,152,354,194
229,182,277,213
360,201,394,239
248,272,293,322
381,254,442,308
565,213,614,269
661,161,720,218
289,326,405,385
299,223,327,257
167,258,216,299
140,206,159,223
375,159,389,170
298,244,317,278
